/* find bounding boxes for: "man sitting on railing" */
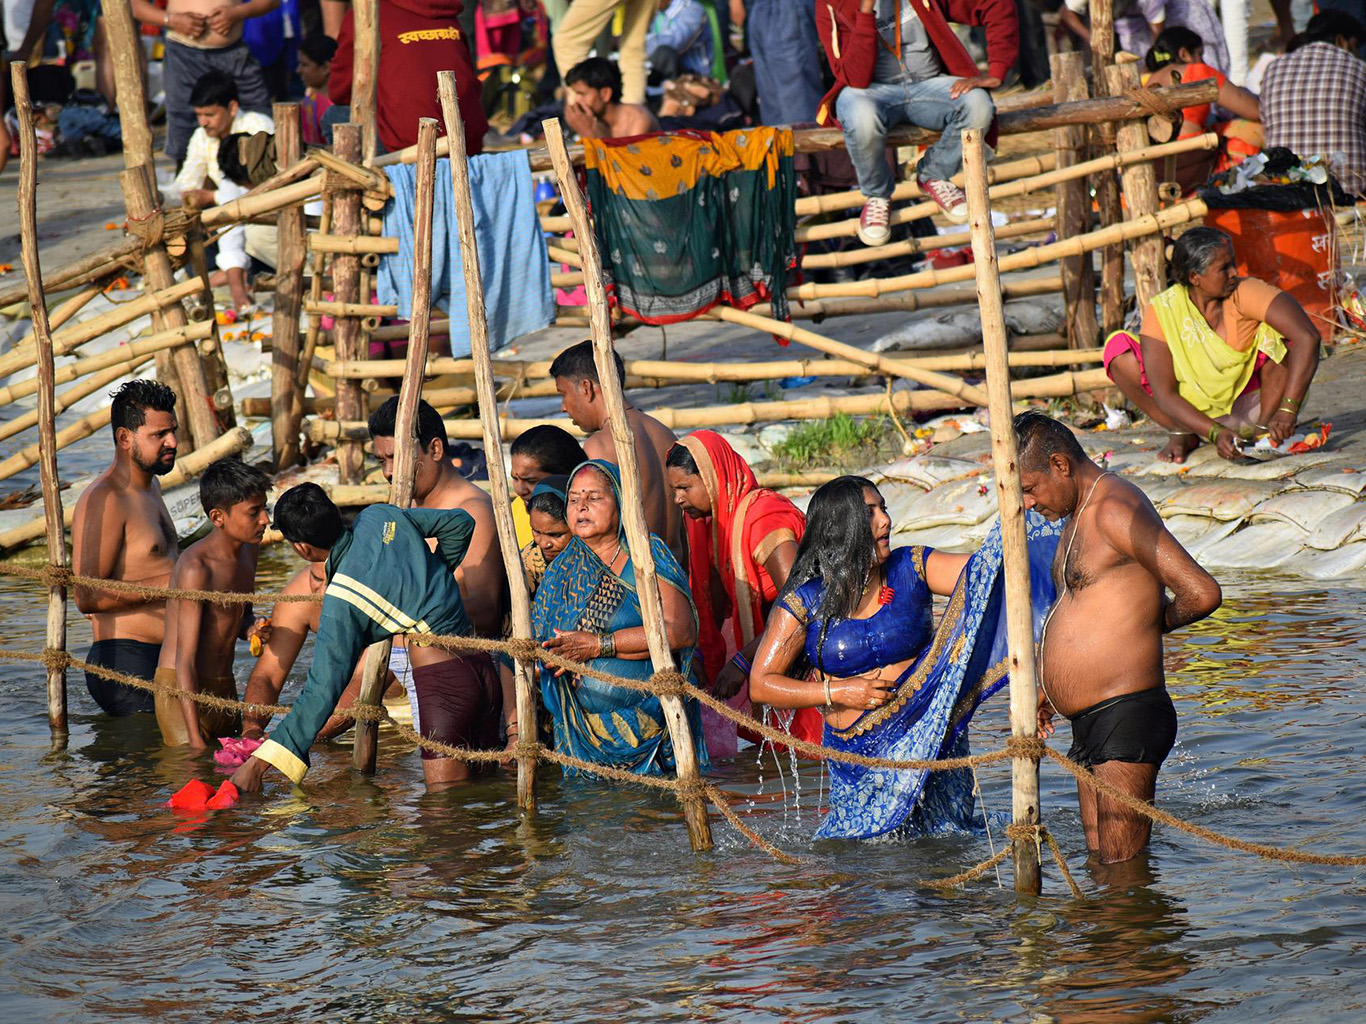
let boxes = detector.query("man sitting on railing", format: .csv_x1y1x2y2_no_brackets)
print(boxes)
231,484,503,793
814,0,1018,244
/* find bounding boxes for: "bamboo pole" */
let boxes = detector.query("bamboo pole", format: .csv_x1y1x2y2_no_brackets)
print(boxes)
1107,60,1166,307
0,407,111,484
272,103,307,471
305,300,399,318
322,341,1100,382
308,234,400,255
0,278,204,383
803,217,1056,271
297,197,334,390
352,120,440,775
100,0,151,168
200,175,323,229
1089,0,1125,334
352,0,381,163
183,206,236,429
8,282,108,353
791,198,1208,300
1052,51,1100,349
963,127,1044,895
0,246,130,309
0,357,156,446
792,132,1216,245
332,125,366,484
792,153,1057,216
0,426,253,555
309,367,1113,439
12,62,68,740
543,116,713,851
440,72,539,811
0,322,212,408
119,166,220,451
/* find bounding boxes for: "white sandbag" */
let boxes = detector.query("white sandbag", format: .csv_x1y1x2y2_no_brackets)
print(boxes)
1249,490,1357,532
1159,480,1279,521
1306,502,1366,551
1199,521,1302,568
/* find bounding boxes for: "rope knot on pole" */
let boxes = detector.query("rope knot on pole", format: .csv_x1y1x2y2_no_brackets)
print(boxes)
124,207,165,249
1005,736,1046,759
503,637,541,662
38,565,72,589
647,670,691,698
40,647,72,672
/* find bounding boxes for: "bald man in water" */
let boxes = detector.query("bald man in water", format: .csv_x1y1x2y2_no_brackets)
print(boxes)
1015,411,1222,865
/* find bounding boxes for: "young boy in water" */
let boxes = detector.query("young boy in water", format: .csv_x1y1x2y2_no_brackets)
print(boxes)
155,458,272,748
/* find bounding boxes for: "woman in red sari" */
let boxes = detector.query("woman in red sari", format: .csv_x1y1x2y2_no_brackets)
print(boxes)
666,430,823,758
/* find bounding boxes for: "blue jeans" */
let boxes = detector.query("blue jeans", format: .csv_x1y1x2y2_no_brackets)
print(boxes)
835,76,995,198
747,0,824,126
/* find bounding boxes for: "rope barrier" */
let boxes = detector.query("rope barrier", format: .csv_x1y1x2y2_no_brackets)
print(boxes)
8,569,1366,882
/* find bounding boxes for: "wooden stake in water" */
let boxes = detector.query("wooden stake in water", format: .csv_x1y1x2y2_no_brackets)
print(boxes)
438,72,539,812
963,127,1043,894
541,117,713,852
352,118,441,773
11,62,68,741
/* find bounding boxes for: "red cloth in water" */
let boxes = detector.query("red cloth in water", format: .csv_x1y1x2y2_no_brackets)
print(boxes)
167,779,239,811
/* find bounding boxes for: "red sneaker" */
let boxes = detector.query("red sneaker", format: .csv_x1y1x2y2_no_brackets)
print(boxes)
918,177,969,223
857,196,891,246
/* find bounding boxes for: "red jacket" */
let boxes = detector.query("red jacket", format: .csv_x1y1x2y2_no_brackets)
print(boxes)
331,0,488,155
814,0,1018,132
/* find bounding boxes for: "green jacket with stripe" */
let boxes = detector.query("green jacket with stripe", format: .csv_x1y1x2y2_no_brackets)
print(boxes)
255,503,474,783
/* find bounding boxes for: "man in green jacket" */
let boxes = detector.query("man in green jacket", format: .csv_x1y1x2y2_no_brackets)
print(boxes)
231,483,502,792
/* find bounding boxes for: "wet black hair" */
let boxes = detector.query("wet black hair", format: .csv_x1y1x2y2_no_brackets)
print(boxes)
780,475,881,672
109,379,177,438
510,424,587,475
1145,25,1205,70
1013,410,1088,473
665,443,699,475
299,34,338,65
367,396,448,456
527,476,570,523
273,482,344,549
189,70,238,109
565,56,622,104
199,457,270,515
1170,225,1233,287
1307,9,1364,44
548,339,626,386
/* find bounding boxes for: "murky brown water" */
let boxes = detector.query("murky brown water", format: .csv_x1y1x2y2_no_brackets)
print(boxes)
1,556,1365,1023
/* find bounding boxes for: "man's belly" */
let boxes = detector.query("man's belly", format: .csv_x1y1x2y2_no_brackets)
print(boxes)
91,608,166,646
1040,592,1165,719
168,0,244,49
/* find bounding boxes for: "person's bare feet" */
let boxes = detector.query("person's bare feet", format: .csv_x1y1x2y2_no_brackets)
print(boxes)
1158,432,1199,463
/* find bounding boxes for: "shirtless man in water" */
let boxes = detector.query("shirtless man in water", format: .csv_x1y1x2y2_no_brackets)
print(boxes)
72,381,181,716
1015,411,1222,864
550,340,684,561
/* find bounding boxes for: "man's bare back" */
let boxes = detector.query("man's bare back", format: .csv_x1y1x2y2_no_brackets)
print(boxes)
420,473,507,637
584,407,683,560
72,467,178,645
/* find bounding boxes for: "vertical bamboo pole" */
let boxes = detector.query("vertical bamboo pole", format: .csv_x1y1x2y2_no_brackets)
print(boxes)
1050,52,1099,349
351,119,440,773
119,166,221,452
963,127,1043,895
183,213,237,428
100,0,152,169
296,198,333,392
1088,0,1125,333
352,0,381,164
542,117,712,852
1106,60,1166,308
439,71,538,812
331,125,366,484
272,103,307,470
12,63,68,741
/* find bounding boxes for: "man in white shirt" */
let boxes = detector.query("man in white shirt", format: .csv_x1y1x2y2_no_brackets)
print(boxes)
167,70,274,312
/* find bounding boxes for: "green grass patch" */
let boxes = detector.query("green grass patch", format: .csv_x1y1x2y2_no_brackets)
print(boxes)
769,414,896,471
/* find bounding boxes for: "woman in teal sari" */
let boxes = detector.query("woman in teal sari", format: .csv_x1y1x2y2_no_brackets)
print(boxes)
531,460,709,776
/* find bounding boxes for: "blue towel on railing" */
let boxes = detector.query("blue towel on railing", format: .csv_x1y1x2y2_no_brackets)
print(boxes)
378,150,554,356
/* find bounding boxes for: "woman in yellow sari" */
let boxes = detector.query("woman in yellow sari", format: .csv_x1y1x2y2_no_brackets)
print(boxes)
1104,227,1321,463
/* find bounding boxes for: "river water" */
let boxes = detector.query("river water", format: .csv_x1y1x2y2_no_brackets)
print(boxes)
1,557,1364,1023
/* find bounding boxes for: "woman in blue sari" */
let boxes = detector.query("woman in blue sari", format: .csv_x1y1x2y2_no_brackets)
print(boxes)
751,476,1060,839
531,460,709,776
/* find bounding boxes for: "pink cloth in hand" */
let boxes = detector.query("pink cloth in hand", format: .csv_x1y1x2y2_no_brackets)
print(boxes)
213,736,264,769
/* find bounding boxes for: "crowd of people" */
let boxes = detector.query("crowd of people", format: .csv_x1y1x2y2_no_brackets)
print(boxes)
83,295,1331,863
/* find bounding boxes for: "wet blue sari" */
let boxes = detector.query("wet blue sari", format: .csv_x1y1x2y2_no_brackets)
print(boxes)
791,513,1061,839
531,460,710,777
